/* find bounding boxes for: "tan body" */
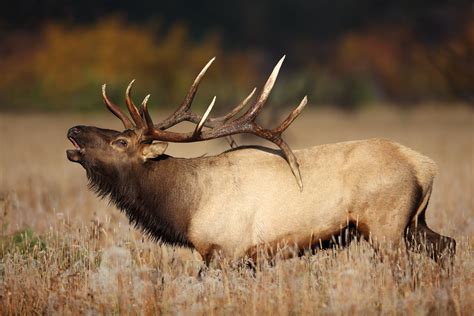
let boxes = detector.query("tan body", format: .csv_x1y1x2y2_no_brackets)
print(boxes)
186,138,439,261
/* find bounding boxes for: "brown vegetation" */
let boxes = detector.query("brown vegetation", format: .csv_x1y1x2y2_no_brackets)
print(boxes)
1,16,472,111
0,105,472,314
0,17,256,111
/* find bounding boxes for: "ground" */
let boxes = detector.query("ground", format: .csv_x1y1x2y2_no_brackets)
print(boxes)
0,104,473,314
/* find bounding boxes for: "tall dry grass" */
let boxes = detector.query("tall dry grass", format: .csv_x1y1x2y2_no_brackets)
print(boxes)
0,105,473,314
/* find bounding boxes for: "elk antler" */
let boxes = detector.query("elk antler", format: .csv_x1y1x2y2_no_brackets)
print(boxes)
102,84,134,129
102,56,308,189
103,59,255,146
152,58,257,131
148,57,256,148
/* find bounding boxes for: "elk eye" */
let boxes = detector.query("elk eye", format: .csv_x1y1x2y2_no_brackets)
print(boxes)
113,139,128,148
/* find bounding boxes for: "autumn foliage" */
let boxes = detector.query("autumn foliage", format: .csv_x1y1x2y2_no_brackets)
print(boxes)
0,17,472,111
0,17,256,111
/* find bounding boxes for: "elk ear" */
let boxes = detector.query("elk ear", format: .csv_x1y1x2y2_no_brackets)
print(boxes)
142,141,168,160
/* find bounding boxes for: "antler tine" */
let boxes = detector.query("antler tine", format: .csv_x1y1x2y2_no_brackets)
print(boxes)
194,96,216,136
181,57,216,111
125,80,145,128
213,87,257,123
261,96,308,190
154,57,216,130
171,86,257,127
273,96,308,134
102,84,134,129
242,55,285,121
141,94,153,128
276,140,303,190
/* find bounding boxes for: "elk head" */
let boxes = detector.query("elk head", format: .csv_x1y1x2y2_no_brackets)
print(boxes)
67,56,307,189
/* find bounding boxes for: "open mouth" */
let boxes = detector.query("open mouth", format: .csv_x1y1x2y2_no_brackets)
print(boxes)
67,136,84,162
68,136,82,150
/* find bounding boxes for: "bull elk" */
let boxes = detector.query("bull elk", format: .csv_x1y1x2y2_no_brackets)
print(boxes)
66,56,455,266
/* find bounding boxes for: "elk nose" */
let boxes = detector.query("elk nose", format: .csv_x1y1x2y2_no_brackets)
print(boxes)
68,126,82,138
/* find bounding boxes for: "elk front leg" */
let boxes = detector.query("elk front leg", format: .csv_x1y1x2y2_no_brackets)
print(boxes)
196,244,223,278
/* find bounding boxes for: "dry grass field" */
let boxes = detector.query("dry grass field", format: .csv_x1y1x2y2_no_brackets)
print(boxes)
0,105,473,314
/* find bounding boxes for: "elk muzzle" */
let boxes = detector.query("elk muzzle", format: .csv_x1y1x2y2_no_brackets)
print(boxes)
66,126,85,163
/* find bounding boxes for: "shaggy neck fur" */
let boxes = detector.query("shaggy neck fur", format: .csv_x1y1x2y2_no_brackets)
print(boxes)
85,155,200,247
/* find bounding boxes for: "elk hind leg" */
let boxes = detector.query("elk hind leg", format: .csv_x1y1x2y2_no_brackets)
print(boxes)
405,217,456,264
405,185,456,265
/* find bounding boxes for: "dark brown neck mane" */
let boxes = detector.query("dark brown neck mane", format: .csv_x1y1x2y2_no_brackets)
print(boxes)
85,156,199,247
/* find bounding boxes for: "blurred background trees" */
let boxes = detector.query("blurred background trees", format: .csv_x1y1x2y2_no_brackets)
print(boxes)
0,0,472,111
